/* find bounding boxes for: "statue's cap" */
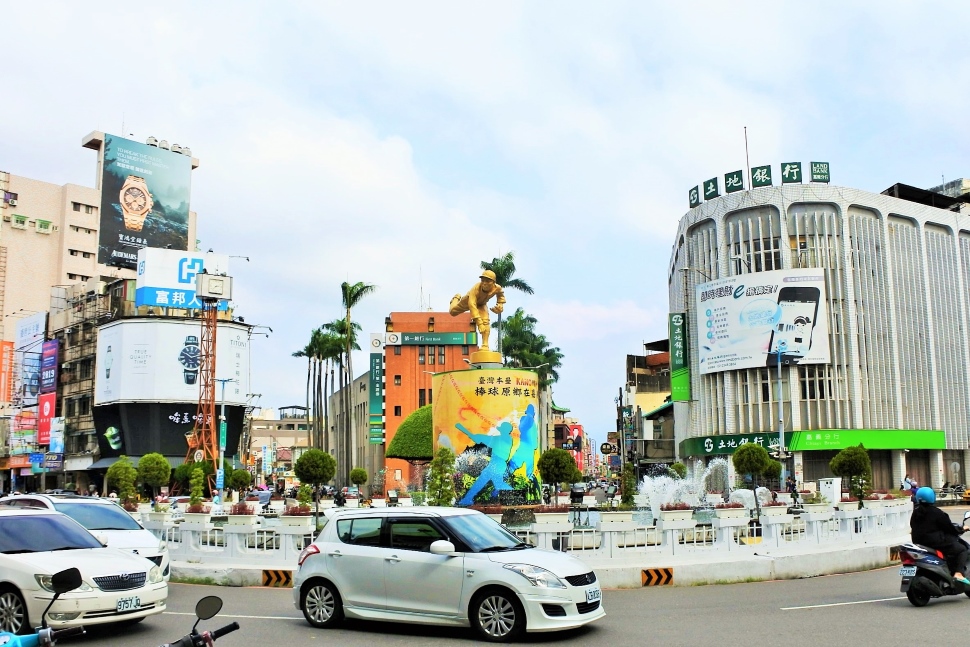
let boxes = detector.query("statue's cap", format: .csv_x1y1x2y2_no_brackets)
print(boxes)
480,270,497,281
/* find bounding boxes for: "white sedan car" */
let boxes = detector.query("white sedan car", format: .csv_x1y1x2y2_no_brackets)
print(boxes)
0,508,168,634
293,507,604,642
0,494,170,579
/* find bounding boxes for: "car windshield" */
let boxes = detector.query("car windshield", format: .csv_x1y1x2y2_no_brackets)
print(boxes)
442,513,531,553
52,502,142,531
0,515,103,553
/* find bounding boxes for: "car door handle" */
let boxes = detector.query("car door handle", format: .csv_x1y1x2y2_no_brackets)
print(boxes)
328,550,342,557
385,555,401,563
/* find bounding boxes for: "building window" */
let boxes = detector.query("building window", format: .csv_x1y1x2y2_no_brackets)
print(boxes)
426,345,434,365
394,345,402,356
36,220,51,234
79,360,93,379
12,215,27,229
428,389,432,404
70,249,79,256
394,375,402,386
419,389,426,407
84,205,94,214
78,396,91,416
418,346,425,365
438,346,446,364
394,405,402,416
462,345,469,355
65,399,77,417
72,202,81,212
394,469,402,481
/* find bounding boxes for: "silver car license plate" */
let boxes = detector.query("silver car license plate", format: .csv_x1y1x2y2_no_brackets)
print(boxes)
116,596,141,612
899,566,917,577
585,587,601,602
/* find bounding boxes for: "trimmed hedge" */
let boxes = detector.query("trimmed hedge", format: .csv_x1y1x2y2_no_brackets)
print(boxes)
385,404,433,461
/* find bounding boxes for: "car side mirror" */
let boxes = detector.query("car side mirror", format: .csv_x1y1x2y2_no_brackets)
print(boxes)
429,540,457,555
96,534,108,546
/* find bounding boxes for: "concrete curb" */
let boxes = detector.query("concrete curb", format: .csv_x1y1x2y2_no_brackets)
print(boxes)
171,534,908,589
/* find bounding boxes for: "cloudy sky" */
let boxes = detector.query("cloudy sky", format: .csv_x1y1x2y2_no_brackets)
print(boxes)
5,3,970,449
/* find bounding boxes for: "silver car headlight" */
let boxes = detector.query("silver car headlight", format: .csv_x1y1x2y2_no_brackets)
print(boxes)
503,563,567,589
35,574,92,593
148,566,164,584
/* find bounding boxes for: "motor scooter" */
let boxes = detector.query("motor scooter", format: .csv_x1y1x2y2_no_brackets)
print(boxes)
0,568,85,647
897,511,970,607
158,596,239,647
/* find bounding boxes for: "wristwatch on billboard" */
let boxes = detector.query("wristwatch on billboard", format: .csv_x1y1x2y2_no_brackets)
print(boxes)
105,345,113,379
178,335,201,384
119,175,154,232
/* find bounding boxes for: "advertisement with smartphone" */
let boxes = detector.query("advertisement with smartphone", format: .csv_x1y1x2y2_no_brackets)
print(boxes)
695,268,830,375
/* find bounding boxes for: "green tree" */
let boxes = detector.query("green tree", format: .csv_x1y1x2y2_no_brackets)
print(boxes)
188,468,205,511
137,453,171,498
229,468,252,492
621,462,638,506
294,449,337,518
340,281,378,484
106,455,137,504
427,447,456,506
763,459,783,482
830,444,872,507
350,467,368,489
669,462,688,479
385,405,434,463
733,443,771,516
480,251,534,354
537,448,581,490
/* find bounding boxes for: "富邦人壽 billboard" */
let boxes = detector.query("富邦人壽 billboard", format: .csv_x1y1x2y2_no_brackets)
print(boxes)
696,268,830,375
98,134,192,268
93,318,250,406
135,248,229,309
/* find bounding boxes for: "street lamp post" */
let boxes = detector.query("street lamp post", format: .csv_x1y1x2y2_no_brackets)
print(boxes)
214,378,238,509
775,340,788,483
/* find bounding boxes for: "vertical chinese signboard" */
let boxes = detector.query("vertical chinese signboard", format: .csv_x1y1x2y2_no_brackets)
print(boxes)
40,340,59,394
669,313,690,401
368,334,384,444
0,341,13,403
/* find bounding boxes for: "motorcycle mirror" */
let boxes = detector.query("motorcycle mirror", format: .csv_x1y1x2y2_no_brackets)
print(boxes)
51,568,83,595
195,596,224,621
964,511,970,522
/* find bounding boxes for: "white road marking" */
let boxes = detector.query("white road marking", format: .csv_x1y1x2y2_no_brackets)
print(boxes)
781,596,905,610
164,612,303,621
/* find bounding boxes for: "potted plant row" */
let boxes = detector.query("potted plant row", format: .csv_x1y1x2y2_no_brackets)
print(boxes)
837,496,860,512
227,502,259,525
658,501,694,522
713,501,747,519
183,467,212,526
760,500,789,517
280,485,314,529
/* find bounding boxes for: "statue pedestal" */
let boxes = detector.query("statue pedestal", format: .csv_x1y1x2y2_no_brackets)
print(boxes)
471,350,502,366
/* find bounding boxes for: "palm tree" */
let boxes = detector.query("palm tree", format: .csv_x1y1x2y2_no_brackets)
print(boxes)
480,252,533,353
292,340,313,448
340,282,376,483
315,327,345,457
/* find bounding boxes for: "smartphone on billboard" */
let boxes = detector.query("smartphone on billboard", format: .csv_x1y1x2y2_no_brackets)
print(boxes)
767,286,820,365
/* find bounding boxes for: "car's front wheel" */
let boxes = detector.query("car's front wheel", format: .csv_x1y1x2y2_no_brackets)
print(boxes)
470,588,525,642
0,586,28,635
301,579,343,628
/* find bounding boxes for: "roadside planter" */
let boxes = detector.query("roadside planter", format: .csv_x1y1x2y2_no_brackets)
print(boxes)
227,503,260,526
658,506,693,522
760,504,789,517
713,505,747,519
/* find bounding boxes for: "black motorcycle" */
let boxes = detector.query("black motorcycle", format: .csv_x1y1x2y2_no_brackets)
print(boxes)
897,511,970,607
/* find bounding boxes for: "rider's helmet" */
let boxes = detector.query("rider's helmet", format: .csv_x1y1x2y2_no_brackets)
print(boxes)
915,486,936,504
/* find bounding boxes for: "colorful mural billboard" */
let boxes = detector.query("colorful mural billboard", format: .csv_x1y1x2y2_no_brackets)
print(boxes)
432,369,541,505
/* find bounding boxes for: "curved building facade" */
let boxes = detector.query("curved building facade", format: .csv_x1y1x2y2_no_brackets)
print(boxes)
669,183,969,490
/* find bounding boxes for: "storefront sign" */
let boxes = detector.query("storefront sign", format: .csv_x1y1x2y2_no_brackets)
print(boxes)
788,429,945,451
680,431,794,457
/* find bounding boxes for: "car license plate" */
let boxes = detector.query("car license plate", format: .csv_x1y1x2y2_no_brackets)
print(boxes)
899,566,917,577
116,596,141,612
585,587,601,603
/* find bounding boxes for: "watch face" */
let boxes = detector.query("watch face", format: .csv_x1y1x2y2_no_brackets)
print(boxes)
179,346,201,369
122,186,149,214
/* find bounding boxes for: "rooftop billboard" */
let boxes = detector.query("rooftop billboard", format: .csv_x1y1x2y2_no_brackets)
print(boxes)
94,319,250,406
98,134,192,268
695,268,830,375
135,248,229,309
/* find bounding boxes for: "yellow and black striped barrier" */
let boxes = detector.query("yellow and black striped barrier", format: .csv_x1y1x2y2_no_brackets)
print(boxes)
641,567,674,586
262,570,293,587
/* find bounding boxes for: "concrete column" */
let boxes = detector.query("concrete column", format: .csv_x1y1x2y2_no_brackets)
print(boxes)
964,449,970,487
892,450,907,491
930,450,945,489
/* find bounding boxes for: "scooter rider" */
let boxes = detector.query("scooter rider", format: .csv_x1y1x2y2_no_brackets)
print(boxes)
911,486,970,585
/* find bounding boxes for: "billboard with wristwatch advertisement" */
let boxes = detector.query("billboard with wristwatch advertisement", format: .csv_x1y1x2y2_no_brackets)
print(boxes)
93,402,245,459
97,134,192,269
93,319,250,406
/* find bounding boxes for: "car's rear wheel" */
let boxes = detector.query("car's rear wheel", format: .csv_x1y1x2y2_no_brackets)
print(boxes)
471,588,525,642
0,586,28,635
301,579,343,628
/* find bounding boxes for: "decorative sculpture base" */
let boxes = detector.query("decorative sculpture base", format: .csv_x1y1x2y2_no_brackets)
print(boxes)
470,350,502,365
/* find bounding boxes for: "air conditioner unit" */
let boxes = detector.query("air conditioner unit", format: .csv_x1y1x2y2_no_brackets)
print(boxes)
8,199,16,207
61,363,70,369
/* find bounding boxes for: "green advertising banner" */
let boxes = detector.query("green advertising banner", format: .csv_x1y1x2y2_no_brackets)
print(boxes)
368,334,384,444
668,313,690,401
788,429,944,451
400,332,477,345
680,431,793,457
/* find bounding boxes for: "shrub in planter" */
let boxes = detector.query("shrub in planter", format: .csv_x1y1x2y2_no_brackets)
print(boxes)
762,500,787,507
230,502,254,515
840,496,859,502
122,500,139,512
864,493,882,501
882,493,897,500
284,505,312,516
660,502,692,511
714,501,744,509
187,467,206,513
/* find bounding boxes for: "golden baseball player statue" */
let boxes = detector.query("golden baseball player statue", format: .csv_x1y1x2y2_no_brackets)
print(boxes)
450,269,506,352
